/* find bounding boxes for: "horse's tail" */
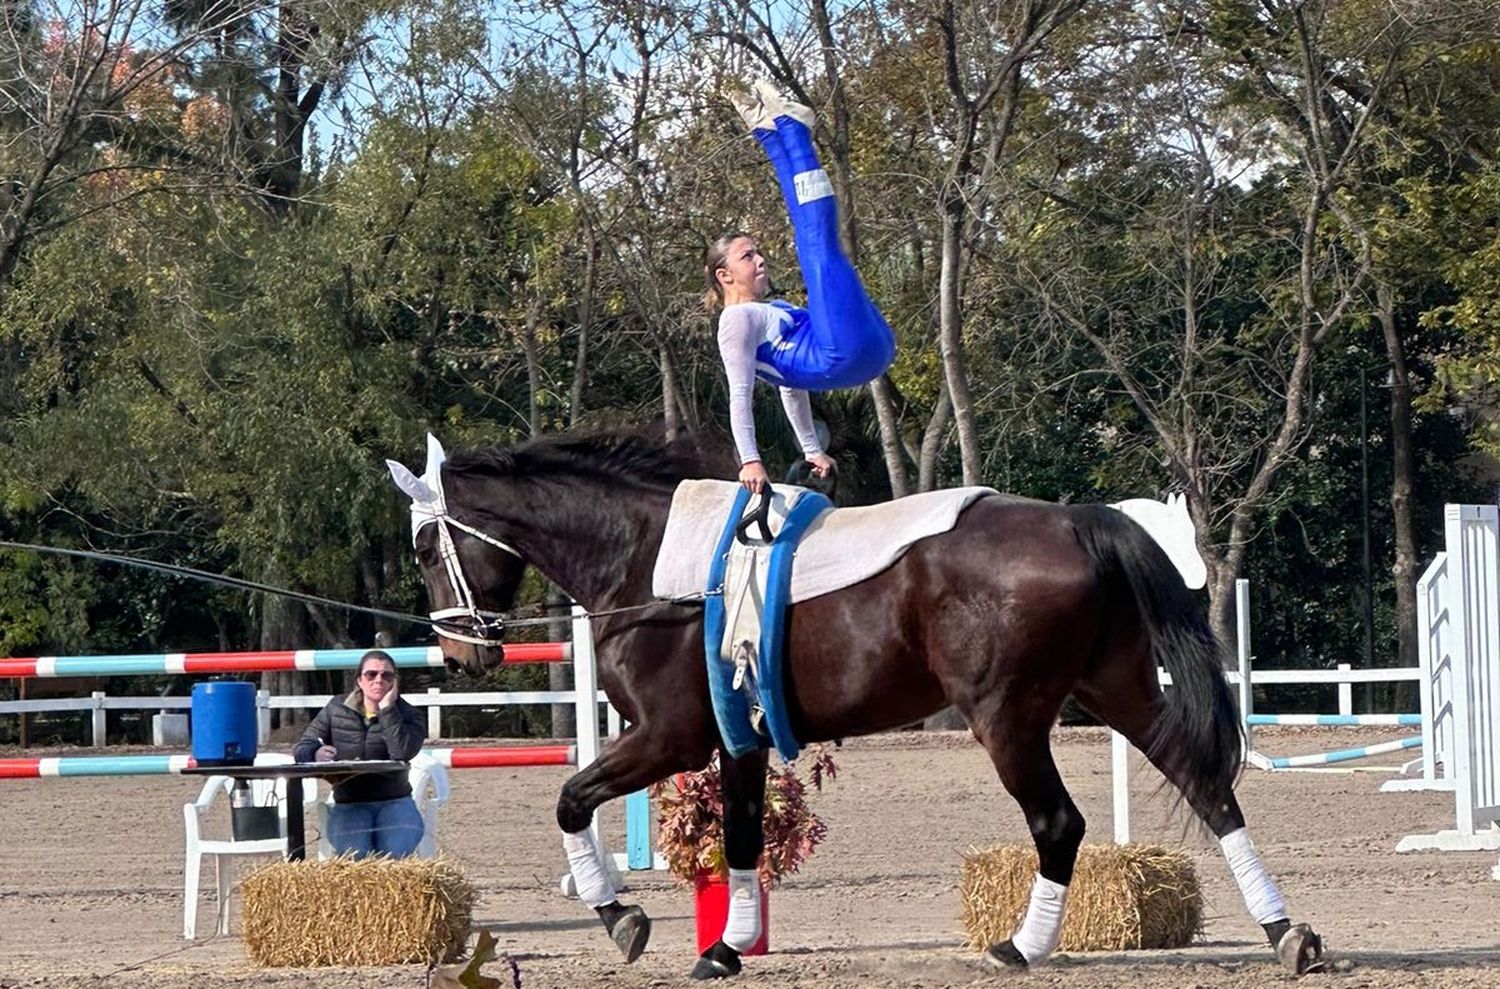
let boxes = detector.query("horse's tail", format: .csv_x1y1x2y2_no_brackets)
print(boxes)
1073,504,1242,810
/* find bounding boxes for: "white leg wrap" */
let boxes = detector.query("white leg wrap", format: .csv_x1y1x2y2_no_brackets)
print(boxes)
562,829,617,909
1009,874,1068,964
720,868,763,952
1220,827,1287,925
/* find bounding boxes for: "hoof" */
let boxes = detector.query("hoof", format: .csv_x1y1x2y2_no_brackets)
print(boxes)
981,940,1029,971
691,940,742,980
604,904,651,963
1276,922,1326,976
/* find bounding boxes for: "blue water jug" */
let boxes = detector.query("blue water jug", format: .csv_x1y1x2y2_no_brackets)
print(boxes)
191,681,257,766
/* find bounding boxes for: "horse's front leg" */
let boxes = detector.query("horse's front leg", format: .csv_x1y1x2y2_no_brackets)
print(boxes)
691,746,769,981
557,723,713,963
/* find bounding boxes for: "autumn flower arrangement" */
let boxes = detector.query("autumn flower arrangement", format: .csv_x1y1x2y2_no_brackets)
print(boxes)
651,744,839,887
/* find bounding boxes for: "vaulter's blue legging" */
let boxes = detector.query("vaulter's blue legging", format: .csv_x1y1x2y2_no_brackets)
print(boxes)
751,116,896,391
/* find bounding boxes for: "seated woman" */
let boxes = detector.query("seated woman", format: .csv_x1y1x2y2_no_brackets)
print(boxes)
293,649,426,858
708,80,897,494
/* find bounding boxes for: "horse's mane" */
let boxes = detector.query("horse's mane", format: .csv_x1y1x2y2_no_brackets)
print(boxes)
444,428,732,491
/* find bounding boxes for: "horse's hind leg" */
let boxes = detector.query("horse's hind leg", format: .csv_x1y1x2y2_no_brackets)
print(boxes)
556,723,713,964
1075,673,1326,975
962,693,1085,970
691,746,769,981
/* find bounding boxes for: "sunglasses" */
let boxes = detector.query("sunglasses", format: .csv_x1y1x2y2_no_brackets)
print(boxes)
360,670,396,682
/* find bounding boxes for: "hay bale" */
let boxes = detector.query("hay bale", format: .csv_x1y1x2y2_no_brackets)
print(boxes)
960,843,1202,952
240,857,474,967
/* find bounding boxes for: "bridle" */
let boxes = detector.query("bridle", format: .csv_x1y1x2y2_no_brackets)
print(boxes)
413,499,722,648
412,500,524,647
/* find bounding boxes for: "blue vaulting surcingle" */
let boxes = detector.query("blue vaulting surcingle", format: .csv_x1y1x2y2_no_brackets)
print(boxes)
702,486,832,762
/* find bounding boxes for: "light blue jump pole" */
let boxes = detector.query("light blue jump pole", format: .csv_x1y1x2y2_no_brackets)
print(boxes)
625,790,653,870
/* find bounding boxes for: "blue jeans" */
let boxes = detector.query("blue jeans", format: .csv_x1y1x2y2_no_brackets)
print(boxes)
750,116,895,391
325,796,424,859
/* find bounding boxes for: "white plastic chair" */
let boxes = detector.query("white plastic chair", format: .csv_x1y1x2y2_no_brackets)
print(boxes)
181,753,320,939
314,751,449,859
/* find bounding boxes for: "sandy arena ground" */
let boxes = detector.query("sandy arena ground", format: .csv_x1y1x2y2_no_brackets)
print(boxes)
2,727,1498,989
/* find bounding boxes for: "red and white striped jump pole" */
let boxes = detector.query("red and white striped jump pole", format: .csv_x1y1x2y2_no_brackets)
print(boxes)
0,642,569,679
0,611,597,779
0,744,581,779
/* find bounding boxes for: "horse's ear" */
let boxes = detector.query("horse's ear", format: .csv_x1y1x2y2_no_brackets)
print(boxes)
424,433,447,479
386,459,435,504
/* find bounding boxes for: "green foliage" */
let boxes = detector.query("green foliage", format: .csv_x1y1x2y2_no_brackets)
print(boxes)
1243,348,1487,678
1419,170,1500,445
0,549,94,656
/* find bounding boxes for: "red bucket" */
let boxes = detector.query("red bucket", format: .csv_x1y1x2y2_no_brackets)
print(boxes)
693,874,769,955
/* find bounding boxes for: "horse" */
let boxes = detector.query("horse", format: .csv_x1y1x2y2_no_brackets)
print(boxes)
384,430,1325,979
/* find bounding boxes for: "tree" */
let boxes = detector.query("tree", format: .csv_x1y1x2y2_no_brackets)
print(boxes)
1005,1,1411,643
0,0,267,297
163,0,407,206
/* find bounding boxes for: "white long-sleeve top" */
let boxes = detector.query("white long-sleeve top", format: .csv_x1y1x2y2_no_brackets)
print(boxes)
716,302,824,465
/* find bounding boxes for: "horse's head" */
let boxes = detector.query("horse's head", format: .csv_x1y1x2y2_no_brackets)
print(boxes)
386,434,526,674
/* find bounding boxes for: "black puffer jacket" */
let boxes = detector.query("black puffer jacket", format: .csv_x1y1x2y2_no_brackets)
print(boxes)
292,691,426,803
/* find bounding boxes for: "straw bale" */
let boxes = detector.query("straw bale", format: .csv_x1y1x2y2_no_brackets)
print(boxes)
960,843,1202,952
240,856,474,967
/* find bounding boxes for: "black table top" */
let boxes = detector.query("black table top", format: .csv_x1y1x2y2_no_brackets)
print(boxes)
181,759,406,780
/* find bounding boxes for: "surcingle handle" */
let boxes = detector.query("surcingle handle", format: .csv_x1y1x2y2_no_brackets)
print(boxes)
734,488,776,545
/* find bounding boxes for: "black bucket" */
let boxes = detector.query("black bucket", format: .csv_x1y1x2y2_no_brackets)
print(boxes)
231,805,281,841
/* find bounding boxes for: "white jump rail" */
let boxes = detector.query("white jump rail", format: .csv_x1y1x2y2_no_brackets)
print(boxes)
1115,508,1500,861
1111,579,1424,844
1380,505,1500,852
1108,662,1422,843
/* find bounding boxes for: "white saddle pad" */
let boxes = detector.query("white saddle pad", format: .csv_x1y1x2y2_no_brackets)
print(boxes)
652,479,995,605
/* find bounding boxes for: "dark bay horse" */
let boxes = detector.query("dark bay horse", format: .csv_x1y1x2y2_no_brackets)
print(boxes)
385,430,1324,979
